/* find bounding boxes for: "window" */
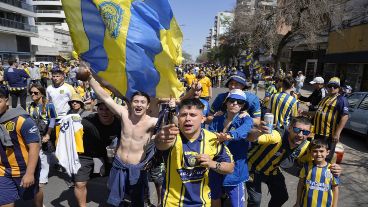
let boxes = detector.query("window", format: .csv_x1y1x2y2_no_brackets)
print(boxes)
347,93,365,108
358,95,368,110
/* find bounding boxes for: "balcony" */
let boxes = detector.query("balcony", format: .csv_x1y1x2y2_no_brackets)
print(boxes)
32,0,62,6
36,10,65,18
0,0,34,12
0,18,37,34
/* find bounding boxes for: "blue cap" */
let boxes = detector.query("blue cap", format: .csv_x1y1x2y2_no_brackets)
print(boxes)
226,89,247,101
225,71,247,88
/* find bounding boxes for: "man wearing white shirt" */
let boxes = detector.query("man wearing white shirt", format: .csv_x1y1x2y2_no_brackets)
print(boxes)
46,67,76,121
29,62,41,85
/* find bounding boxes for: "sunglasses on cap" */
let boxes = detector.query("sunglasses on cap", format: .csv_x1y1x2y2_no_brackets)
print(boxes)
292,127,311,136
227,98,246,105
327,84,339,89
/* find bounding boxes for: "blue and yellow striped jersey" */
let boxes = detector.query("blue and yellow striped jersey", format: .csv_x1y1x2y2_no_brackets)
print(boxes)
265,85,277,98
0,115,40,177
299,162,339,207
248,130,310,175
263,84,277,107
27,102,57,123
162,129,233,207
313,94,349,137
268,92,298,128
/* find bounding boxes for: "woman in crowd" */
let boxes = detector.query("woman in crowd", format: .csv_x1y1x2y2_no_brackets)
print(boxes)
208,89,253,207
27,84,57,207
67,93,91,118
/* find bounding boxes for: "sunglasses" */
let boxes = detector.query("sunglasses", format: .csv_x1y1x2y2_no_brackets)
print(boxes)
292,127,311,136
227,98,246,105
327,84,339,89
30,91,39,95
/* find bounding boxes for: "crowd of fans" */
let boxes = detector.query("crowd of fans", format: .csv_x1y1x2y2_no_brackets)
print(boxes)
0,58,349,207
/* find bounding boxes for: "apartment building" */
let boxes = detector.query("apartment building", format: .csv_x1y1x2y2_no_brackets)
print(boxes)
0,0,37,62
31,0,72,61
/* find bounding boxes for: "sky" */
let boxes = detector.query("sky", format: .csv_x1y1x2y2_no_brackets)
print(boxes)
170,0,236,60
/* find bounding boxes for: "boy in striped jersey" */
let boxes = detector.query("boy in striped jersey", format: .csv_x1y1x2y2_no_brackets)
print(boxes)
295,139,339,207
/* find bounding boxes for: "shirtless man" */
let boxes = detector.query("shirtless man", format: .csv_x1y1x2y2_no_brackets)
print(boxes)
83,67,158,207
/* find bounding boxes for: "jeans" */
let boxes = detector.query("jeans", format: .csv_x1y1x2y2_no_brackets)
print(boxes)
246,171,289,207
10,89,27,110
39,150,51,184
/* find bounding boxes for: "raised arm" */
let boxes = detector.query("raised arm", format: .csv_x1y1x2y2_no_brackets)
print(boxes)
78,62,128,117
88,76,127,116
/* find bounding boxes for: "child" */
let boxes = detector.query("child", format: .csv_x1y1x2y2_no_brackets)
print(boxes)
294,139,339,207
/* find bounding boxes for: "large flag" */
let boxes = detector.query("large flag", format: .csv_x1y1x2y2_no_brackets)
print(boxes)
62,0,184,98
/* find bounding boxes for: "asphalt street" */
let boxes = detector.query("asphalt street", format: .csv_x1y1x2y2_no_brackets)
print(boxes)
15,86,368,207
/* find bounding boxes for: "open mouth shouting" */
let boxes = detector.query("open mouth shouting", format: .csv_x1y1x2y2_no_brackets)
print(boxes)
183,123,194,131
134,107,143,114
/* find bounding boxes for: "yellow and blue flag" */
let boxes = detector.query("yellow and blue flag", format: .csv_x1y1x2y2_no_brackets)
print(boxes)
61,0,184,98
245,49,252,66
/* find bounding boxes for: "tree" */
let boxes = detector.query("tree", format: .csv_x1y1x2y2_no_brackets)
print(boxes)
182,51,193,64
234,0,348,66
196,51,208,63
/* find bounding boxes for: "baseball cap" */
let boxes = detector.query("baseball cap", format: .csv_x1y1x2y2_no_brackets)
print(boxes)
309,77,324,84
226,89,247,101
328,77,340,87
225,71,247,88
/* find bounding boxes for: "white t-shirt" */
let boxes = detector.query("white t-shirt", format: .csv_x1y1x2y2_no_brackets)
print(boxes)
46,83,76,119
29,66,41,80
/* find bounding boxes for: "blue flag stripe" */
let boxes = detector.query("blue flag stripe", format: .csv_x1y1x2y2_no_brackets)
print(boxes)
80,0,108,71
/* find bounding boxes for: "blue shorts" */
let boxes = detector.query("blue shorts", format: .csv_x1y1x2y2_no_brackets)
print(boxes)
0,176,39,205
211,176,245,207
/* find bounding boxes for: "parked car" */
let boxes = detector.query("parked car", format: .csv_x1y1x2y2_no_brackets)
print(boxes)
345,92,368,145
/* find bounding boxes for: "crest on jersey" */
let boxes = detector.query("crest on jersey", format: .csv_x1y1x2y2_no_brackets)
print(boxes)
99,2,124,39
5,122,15,131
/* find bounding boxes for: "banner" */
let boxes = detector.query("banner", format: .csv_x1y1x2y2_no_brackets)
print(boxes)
62,0,184,98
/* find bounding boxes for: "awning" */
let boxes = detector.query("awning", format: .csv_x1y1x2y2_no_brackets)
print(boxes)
322,51,368,63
